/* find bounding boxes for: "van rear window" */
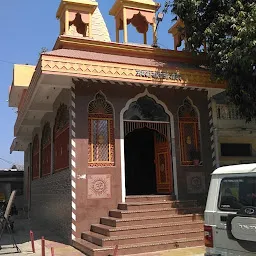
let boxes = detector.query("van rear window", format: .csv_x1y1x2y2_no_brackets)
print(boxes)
219,177,256,211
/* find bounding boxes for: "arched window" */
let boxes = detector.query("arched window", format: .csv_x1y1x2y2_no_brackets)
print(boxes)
88,92,115,167
41,122,51,176
178,98,201,166
54,104,69,172
32,135,40,179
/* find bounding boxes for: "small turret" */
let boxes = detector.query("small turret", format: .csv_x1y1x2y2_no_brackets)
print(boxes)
110,0,160,45
56,0,98,38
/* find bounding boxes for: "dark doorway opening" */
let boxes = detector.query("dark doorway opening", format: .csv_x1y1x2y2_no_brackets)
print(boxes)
124,128,157,195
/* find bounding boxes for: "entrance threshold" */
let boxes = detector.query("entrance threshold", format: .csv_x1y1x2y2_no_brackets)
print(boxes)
125,195,173,203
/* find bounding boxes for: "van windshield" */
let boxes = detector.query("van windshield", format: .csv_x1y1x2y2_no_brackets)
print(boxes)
219,177,256,211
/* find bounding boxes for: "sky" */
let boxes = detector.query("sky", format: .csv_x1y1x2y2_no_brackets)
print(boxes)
0,0,175,168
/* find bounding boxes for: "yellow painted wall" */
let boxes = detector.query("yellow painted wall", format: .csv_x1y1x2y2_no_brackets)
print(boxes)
13,64,35,87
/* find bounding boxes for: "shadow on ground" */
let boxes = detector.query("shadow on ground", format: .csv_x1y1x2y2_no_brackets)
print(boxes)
0,213,84,256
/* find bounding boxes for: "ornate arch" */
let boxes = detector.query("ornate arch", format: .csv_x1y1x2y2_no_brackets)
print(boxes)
178,98,201,166
41,122,51,176
32,134,40,180
178,98,198,118
124,95,170,122
88,92,113,116
42,123,51,147
88,92,115,167
120,89,178,202
54,104,70,172
54,104,69,135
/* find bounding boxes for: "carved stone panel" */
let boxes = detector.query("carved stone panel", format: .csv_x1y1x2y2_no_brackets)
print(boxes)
186,172,205,194
88,174,111,199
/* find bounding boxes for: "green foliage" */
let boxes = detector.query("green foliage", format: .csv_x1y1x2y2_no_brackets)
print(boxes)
169,0,256,121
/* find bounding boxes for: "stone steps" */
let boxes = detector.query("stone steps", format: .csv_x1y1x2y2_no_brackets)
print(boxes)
100,213,203,227
82,229,204,247
73,237,204,256
118,200,198,211
125,195,173,203
73,196,204,256
91,221,203,236
109,206,204,218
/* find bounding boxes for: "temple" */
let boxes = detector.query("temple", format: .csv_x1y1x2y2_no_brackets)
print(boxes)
8,0,225,255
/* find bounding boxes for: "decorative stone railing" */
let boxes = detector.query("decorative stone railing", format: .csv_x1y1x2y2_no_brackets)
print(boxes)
216,104,243,120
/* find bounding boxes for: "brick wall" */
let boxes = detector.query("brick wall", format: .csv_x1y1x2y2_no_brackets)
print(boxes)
30,168,72,242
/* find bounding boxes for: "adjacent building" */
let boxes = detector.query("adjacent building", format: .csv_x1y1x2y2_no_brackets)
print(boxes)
211,92,256,167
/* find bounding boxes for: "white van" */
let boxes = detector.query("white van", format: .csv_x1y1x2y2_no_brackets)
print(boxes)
205,163,256,256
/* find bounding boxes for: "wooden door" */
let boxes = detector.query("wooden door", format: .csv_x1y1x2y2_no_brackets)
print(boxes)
154,133,173,194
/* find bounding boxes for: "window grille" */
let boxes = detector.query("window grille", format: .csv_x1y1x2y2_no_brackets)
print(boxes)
217,104,242,120
178,98,201,166
88,92,115,167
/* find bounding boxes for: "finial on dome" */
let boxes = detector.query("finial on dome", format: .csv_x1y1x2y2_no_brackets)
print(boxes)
56,0,98,38
110,0,160,45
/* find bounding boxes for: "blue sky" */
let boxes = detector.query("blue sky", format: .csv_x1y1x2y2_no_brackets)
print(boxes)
0,0,175,168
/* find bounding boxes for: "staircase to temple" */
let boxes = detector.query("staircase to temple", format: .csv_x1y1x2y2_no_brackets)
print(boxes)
73,195,204,256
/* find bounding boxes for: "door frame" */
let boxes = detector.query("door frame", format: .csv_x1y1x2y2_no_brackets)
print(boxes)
120,89,178,202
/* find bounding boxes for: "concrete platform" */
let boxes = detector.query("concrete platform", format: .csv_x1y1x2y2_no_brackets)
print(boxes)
129,246,205,256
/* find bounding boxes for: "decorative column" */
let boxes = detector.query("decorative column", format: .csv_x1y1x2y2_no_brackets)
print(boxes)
70,84,77,240
116,18,120,43
208,96,216,170
152,21,157,46
65,9,69,35
89,13,92,37
123,8,128,43
144,32,147,44
214,128,220,168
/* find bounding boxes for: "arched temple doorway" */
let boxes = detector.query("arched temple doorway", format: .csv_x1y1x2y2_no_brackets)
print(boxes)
123,95,173,195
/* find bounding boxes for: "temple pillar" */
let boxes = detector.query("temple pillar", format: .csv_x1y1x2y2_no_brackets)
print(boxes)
65,9,69,35
152,22,157,45
89,13,92,37
116,18,120,43
144,32,147,44
123,8,128,43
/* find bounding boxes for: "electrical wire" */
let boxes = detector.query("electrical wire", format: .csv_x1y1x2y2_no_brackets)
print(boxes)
0,158,23,170
0,59,16,65
0,157,15,165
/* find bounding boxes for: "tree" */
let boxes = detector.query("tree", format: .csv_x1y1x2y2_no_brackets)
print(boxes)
167,0,256,121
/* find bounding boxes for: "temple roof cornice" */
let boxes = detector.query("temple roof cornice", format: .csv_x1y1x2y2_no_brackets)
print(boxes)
54,35,205,65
